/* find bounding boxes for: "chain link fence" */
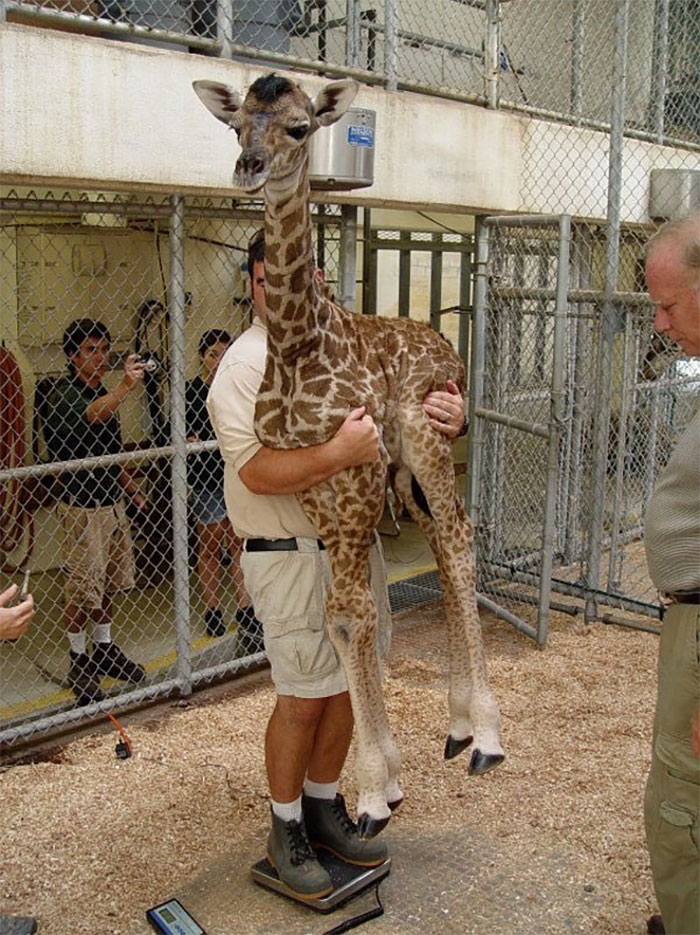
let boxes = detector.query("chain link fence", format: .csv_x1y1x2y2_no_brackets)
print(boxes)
0,191,345,746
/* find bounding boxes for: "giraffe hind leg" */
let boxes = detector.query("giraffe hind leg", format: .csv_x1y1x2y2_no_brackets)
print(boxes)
395,465,504,775
395,468,474,757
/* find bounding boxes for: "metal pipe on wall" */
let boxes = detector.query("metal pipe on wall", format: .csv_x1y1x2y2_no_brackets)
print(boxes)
338,204,358,311
429,233,443,334
398,242,412,317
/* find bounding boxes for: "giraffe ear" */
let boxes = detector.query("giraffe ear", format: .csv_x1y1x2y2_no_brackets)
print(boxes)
192,80,244,127
312,79,359,127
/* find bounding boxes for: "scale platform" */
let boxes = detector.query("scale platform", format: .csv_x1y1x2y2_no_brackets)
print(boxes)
251,851,391,914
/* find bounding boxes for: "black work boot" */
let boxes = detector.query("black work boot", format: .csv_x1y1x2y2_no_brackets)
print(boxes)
267,809,332,900
92,642,145,683
646,916,665,935
303,793,388,866
0,915,38,934
204,608,226,638
67,651,105,706
234,606,264,656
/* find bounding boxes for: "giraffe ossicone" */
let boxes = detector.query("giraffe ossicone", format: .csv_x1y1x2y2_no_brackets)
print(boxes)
193,72,505,837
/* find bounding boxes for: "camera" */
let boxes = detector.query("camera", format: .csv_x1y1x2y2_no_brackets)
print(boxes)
136,351,159,373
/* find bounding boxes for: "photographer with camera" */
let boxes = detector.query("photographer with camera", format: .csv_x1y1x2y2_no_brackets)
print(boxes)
44,319,147,706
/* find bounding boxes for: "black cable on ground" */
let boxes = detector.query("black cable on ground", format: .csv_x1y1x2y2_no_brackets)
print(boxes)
321,879,385,935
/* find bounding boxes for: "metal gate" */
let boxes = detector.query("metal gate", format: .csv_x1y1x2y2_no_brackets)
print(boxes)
469,214,698,646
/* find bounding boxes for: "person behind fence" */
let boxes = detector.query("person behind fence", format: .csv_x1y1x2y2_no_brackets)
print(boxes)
186,328,262,649
0,583,39,935
642,211,700,935
44,319,147,707
206,229,467,900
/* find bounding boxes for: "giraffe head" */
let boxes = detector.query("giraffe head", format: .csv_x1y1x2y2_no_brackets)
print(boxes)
193,73,358,193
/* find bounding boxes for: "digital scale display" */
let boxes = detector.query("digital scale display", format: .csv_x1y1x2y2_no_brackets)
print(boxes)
146,899,206,935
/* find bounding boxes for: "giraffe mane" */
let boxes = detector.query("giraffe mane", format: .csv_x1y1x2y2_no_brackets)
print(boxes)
249,74,297,103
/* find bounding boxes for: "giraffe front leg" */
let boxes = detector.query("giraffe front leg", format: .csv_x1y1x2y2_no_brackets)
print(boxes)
326,592,392,839
366,541,403,811
356,619,403,814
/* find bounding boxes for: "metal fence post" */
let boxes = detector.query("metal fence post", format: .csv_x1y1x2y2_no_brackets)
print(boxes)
169,194,193,695
384,0,398,91
570,0,584,126
467,217,489,521
484,0,500,108
584,0,629,624
458,235,472,365
650,0,669,142
216,0,233,58
429,233,443,334
537,215,571,645
346,0,362,69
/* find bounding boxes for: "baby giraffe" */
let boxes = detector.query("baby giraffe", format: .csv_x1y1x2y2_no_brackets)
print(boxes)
193,72,504,838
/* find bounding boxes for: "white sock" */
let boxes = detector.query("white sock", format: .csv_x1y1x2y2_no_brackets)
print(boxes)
271,796,303,822
67,631,87,656
93,624,111,645
303,780,338,800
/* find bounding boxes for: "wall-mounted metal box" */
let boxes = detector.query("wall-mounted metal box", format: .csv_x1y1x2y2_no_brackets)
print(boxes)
309,108,375,191
649,168,700,220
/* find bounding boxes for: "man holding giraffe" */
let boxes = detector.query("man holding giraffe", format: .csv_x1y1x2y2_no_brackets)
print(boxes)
207,228,467,899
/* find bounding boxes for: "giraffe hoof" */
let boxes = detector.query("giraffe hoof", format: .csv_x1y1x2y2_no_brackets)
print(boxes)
444,735,473,760
388,796,404,812
468,748,505,776
357,813,390,840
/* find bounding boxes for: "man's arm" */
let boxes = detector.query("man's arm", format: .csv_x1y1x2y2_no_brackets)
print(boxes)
86,354,145,424
239,407,379,495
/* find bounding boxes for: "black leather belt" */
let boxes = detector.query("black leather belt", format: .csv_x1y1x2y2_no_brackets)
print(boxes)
244,537,325,552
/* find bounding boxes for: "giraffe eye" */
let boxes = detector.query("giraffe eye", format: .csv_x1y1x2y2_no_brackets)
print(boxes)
287,125,309,141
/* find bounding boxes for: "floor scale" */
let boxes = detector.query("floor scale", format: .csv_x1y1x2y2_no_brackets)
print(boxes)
251,851,391,933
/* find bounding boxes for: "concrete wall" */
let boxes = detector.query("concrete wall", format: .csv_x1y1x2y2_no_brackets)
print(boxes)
3,23,697,223
0,24,519,212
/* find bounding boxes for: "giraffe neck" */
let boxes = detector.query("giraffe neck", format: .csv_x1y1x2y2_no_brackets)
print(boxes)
263,158,321,364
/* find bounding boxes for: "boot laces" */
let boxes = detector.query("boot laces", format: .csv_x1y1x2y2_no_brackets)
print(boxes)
286,820,316,866
330,794,357,836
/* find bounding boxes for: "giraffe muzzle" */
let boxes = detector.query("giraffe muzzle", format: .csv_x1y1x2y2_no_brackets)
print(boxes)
234,151,268,191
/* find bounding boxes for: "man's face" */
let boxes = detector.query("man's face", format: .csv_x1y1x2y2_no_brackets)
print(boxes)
646,243,700,357
70,336,110,385
250,259,268,324
201,341,229,383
